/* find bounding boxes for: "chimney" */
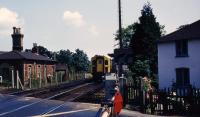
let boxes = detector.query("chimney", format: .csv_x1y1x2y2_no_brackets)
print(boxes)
12,27,24,52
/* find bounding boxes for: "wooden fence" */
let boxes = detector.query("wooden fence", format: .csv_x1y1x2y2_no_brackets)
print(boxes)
124,83,200,116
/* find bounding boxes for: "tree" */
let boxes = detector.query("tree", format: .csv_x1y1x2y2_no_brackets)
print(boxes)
130,2,164,72
56,49,73,68
115,23,137,47
32,45,53,59
130,2,165,88
72,49,90,72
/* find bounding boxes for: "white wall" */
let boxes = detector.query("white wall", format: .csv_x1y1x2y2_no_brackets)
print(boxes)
158,39,200,89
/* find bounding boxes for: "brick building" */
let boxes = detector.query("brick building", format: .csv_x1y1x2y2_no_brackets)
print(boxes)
0,27,56,89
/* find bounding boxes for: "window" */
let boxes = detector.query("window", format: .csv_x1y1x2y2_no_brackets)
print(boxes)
176,40,188,57
98,59,103,64
176,68,190,87
105,60,108,65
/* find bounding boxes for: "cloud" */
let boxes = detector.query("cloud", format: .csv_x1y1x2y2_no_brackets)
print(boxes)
63,10,99,36
63,11,85,27
0,7,24,37
88,25,99,36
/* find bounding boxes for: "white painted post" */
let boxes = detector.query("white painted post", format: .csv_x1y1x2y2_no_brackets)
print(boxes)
12,69,14,88
44,65,47,85
0,76,2,83
60,72,62,83
17,71,24,90
30,74,32,89
39,75,41,88
56,72,58,85
17,70,19,89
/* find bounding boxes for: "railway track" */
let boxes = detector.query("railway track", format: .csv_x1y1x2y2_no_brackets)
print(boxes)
0,79,92,107
0,82,103,116
8,79,89,96
33,83,103,116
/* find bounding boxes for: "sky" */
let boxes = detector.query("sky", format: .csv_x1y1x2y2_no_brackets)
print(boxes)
0,0,200,59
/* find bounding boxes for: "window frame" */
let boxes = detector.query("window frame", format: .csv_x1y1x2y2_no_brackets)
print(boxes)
175,68,190,87
175,40,188,57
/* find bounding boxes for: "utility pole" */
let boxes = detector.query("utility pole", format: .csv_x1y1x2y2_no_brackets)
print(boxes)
118,0,123,49
118,0,123,77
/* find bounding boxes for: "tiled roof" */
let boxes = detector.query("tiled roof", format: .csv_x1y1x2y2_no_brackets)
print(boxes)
0,51,56,63
159,20,200,42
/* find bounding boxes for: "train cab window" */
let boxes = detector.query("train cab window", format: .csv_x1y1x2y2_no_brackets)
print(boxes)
98,59,103,64
105,60,108,65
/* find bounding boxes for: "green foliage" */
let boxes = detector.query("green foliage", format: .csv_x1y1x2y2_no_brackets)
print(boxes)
115,23,137,47
113,2,164,89
32,46,53,59
72,49,90,72
130,2,164,85
131,57,151,78
55,49,90,72
25,46,90,72
56,49,73,66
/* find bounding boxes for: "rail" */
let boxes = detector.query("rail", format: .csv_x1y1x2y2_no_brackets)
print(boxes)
0,83,93,116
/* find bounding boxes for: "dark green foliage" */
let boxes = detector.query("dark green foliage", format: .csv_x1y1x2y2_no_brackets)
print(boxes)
113,2,165,88
131,58,151,78
32,46,53,59
56,49,73,66
72,49,90,72
25,46,90,72
56,49,90,72
115,23,137,47
130,2,164,76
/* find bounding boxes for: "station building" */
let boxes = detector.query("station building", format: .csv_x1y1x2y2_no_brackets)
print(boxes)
0,27,56,89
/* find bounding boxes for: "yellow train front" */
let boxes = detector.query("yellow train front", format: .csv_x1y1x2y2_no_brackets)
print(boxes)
91,55,111,82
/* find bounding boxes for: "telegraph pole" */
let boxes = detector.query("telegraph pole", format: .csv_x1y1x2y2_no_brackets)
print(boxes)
118,0,123,77
118,0,123,48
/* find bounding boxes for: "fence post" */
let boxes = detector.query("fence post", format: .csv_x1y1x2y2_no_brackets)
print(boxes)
140,77,145,113
11,68,14,88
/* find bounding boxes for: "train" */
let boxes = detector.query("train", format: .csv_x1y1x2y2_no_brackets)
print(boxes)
91,55,111,82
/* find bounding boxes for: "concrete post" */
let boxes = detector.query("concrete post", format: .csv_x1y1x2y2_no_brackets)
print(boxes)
56,72,58,85
39,74,41,88
44,65,47,85
11,69,14,88
30,74,32,89
17,70,19,89
0,76,2,83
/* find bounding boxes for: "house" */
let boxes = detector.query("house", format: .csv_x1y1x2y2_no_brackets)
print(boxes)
0,27,56,89
158,20,200,89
